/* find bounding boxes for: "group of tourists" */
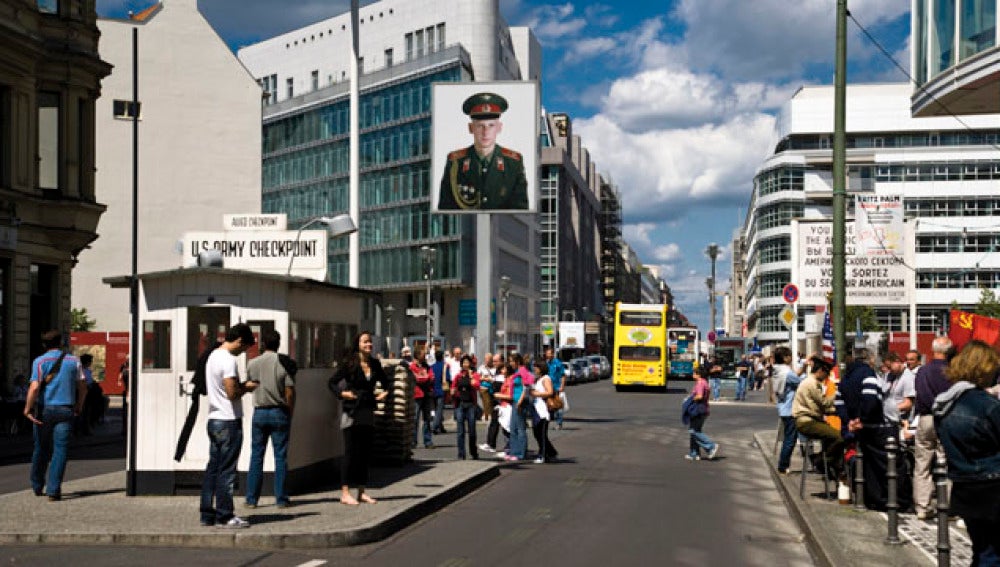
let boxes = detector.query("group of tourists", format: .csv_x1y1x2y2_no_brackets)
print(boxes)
764,337,1000,565
401,344,565,465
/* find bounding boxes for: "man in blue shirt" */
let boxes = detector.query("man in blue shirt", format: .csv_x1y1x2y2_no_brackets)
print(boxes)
545,347,566,429
23,330,87,500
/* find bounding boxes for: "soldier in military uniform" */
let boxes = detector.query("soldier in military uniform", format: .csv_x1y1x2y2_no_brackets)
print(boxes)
438,92,529,211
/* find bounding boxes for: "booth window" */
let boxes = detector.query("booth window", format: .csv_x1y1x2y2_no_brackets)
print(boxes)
143,320,171,369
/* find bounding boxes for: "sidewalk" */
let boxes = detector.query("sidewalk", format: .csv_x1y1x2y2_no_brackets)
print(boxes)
753,431,973,567
0,417,503,549
1,405,125,462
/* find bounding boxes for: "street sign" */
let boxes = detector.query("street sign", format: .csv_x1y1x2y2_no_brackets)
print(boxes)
782,283,799,304
406,308,427,317
778,305,796,330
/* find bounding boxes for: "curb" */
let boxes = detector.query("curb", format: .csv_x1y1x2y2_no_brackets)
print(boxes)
752,431,841,567
0,464,500,549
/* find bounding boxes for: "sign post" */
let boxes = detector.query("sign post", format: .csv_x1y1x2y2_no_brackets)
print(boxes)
782,284,799,362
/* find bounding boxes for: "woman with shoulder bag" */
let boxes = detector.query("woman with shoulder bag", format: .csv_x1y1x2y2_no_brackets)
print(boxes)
687,365,720,461
329,331,391,506
450,355,481,460
505,353,533,462
529,359,559,463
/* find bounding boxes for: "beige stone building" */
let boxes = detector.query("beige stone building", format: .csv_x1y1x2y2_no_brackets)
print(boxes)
0,0,110,388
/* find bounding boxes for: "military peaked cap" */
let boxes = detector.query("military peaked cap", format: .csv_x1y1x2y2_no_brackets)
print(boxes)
462,92,508,119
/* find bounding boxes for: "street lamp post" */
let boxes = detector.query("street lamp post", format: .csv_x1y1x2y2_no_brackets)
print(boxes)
421,246,437,351
384,304,394,355
706,243,720,337
499,275,511,354
286,213,358,276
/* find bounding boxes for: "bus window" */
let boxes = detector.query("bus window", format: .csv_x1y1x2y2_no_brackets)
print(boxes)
620,312,662,326
619,346,661,361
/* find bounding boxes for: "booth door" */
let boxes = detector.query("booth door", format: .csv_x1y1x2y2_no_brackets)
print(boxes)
175,303,233,469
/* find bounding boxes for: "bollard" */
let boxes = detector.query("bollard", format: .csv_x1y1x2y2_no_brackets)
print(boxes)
885,436,903,545
934,454,951,567
853,442,866,511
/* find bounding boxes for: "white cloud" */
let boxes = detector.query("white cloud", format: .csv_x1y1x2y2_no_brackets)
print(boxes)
654,243,682,263
576,112,776,222
520,3,587,42
623,223,657,248
672,0,910,81
561,37,618,64
599,67,796,130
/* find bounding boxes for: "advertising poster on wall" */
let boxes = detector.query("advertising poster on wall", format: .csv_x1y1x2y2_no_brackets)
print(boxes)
855,194,903,255
431,81,539,213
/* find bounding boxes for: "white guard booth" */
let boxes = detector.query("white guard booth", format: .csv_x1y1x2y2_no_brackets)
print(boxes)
104,266,379,495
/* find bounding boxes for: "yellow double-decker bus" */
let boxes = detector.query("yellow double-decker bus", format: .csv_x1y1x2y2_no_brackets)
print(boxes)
612,302,668,392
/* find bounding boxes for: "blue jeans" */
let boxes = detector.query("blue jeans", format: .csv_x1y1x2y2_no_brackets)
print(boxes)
735,375,747,400
431,396,445,432
200,419,243,525
30,405,74,497
710,377,721,400
413,397,433,447
688,414,716,457
966,517,1000,567
245,407,290,506
778,416,798,471
508,405,528,459
455,403,478,459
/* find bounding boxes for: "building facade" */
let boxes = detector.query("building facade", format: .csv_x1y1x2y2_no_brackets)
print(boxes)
744,83,1000,346
238,0,542,355
72,0,263,332
911,0,999,116
0,0,110,387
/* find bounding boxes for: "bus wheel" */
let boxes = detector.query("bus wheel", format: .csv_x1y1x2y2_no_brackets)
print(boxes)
614,385,623,392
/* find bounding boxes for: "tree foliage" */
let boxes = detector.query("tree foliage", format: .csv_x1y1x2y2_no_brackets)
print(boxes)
71,308,96,332
974,288,1000,319
844,305,882,333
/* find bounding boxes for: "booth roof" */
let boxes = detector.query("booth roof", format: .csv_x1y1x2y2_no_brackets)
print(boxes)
102,266,381,298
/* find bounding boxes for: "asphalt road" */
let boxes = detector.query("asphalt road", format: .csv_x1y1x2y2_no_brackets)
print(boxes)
0,381,814,566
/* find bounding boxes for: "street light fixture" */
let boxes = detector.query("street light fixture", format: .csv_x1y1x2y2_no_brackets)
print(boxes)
705,243,720,337
499,275,511,354
420,245,437,351
286,213,357,276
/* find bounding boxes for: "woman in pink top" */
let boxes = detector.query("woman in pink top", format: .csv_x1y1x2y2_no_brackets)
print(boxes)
687,365,720,461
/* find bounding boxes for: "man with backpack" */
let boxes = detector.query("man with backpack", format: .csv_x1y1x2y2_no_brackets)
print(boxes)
23,330,86,501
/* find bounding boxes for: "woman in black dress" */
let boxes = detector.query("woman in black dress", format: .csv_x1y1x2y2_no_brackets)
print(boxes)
329,331,391,506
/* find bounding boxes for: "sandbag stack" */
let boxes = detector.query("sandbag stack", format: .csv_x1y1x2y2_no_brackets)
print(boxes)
372,360,414,465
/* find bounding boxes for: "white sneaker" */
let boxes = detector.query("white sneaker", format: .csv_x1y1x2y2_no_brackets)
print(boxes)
533,457,544,464
478,443,495,453
707,444,720,460
685,454,700,461
495,451,507,459
216,516,250,529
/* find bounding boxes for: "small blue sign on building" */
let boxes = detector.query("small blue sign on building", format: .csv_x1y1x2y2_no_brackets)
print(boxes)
459,299,476,326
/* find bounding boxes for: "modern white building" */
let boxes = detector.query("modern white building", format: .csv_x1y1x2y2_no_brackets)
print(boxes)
744,83,1000,345
911,0,999,116
71,0,263,332
237,0,543,355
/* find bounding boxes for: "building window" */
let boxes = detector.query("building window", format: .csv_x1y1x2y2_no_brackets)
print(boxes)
932,0,956,76
37,92,60,191
960,0,997,61
385,48,393,67
37,0,57,13
142,320,171,369
311,70,319,91
112,100,141,120
425,26,435,53
437,23,446,50
415,29,424,58
286,77,294,100
358,57,364,74
0,87,7,185
405,33,414,61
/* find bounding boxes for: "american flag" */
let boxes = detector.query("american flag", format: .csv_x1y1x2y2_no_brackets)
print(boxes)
822,309,836,363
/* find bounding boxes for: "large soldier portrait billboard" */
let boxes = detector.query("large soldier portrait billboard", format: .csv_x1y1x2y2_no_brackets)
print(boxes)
431,81,538,213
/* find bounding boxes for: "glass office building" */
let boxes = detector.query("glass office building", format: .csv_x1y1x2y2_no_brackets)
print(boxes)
261,49,473,290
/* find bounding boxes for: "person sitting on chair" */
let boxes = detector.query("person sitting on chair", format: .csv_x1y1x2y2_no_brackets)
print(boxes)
792,356,843,477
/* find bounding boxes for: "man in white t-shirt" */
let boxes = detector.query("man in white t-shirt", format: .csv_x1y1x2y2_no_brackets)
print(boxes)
200,323,256,529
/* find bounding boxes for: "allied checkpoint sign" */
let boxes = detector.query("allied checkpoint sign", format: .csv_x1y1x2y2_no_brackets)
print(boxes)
792,218,914,307
183,214,329,280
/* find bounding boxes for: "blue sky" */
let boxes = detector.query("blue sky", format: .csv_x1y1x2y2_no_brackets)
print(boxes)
96,0,911,333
